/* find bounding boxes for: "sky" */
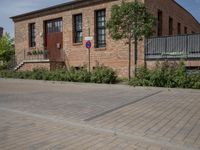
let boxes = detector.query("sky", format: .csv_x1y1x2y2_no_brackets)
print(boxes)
0,0,200,37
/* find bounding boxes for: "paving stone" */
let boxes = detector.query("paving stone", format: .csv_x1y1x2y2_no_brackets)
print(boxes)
0,79,200,150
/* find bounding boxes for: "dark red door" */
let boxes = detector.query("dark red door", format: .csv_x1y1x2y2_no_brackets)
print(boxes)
45,19,63,61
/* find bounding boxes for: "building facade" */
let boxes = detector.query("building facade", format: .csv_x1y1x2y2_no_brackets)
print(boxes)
11,0,200,77
0,27,3,37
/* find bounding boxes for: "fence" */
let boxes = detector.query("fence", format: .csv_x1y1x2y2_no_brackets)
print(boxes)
24,49,49,61
145,33,200,60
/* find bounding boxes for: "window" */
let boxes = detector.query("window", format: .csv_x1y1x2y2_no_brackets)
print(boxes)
184,26,188,34
95,9,106,48
177,23,181,35
29,23,36,47
157,10,163,36
73,14,83,43
169,17,173,35
47,19,62,33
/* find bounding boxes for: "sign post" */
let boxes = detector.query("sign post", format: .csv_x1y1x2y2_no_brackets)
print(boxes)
86,40,92,72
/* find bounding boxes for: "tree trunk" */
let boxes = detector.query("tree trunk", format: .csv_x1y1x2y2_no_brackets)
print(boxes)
134,36,138,77
128,38,131,80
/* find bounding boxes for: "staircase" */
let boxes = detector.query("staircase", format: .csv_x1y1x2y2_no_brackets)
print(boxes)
14,61,24,71
14,49,67,71
14,59,51,71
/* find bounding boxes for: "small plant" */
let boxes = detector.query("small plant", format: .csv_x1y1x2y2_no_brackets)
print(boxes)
38,50,44,55
32,50,37,55
0,65,117,84
67,67,91,82
91,65,117,84
129,61,200,89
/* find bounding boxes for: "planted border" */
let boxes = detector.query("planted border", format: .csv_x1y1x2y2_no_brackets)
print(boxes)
0,65,117,84
129,61,200,89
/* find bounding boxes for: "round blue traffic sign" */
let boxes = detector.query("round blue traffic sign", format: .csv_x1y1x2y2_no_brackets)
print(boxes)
86,41,92,49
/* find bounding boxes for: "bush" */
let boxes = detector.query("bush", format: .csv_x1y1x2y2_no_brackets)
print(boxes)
67,67,91,82
187,74,200,89
129,61,200,89
0,70,15,78
0,65,117,84
91,65,117,84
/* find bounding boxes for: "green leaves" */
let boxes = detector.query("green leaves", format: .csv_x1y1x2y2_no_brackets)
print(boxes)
91,65,117,84
0,66,117,84
0,33,15,62
107,1,156,79
107,1,156,41
129,61,200,89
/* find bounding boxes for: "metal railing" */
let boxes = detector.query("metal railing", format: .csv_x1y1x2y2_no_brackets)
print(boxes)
24,48,65,62
13,48,66,70
24,49,49,61
145,33,200,60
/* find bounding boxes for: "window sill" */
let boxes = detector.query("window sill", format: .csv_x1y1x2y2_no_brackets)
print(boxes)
94,47,106,51
29,47,36,50
73,42,83,46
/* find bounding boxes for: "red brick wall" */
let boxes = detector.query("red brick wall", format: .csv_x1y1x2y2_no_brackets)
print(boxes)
14,0,135,77
19,62,50,71
145,0,200,36
146,60,200,69
14,0,200,77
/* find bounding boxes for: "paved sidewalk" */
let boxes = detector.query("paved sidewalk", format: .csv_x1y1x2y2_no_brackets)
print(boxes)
0,78,200,150
88,90,200,149
0,79,159,122
0,108,171,150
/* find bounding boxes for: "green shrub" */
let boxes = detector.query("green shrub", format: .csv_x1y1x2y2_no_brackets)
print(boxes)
15,71,31,79
129,61,200,89
67,67,90,82
129,67,151,86
0,70,14,78
187,74,200,89
0,65,6,70
91,65,117,84
0,65,117,84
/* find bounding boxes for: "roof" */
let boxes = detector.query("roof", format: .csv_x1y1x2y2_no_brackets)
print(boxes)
171,0,200,25
11,0,117,22
10,0,200,27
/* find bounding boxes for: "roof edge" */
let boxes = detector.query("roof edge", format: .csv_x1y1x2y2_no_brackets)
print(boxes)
10,0,78,19
172,0,200,26
10,0,200,27
10,0,117,22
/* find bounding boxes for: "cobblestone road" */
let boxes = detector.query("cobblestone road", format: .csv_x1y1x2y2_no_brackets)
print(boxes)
0,78,199,150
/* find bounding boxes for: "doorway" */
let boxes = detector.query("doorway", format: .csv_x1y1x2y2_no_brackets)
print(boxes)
45,18,63,61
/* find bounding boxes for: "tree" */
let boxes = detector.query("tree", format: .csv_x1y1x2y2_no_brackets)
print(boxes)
0,33,15,68
107,1,155,79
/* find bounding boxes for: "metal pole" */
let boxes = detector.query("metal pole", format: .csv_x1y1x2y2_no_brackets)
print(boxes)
89,48,91,72
87,17,91,72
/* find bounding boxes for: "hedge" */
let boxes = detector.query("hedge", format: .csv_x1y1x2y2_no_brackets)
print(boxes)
0,65,117,84
129,61,200,89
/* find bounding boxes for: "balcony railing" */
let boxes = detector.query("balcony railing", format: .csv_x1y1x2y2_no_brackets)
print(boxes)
145,33,200,60
20,48,66,62
24,49,49,61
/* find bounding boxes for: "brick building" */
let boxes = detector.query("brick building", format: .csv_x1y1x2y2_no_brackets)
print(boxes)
0,27,3,37
11,0,200,77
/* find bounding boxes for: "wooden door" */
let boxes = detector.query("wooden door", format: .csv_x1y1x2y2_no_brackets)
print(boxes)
45,19,63,61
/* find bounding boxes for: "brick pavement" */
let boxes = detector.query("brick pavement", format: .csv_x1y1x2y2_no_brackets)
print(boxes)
88,90,200,149
0,78,200,150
